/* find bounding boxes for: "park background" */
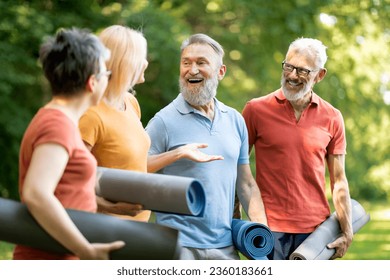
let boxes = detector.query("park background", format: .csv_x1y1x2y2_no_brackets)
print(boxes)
0,0,389,260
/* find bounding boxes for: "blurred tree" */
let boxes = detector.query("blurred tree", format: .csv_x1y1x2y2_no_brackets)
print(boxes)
0,0,114,199
313,0,390,200
0,0,51,199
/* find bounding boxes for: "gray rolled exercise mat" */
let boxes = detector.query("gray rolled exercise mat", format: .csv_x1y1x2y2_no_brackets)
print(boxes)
96,167,206,216
289,199,370,260
0,197,181,259
231,219,274,260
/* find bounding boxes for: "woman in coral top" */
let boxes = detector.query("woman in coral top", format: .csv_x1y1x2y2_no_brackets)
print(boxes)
79,25,151,222
13,28,124,260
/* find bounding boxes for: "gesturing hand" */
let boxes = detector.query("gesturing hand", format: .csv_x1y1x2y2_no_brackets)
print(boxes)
176,143,224,162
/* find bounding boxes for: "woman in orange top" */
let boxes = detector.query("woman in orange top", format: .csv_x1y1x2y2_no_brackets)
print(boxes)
79,25,151,222
13,28,124,260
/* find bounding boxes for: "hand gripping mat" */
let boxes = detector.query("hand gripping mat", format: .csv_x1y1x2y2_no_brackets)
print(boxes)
96,167,206,216
231,219,274,260
289,199,370,260
0,197,181,259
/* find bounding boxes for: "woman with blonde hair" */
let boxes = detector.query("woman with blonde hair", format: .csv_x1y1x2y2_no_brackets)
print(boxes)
79,25,151,222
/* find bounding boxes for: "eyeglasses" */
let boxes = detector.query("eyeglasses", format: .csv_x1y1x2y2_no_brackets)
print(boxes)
282,61,318,77
96,70,111,79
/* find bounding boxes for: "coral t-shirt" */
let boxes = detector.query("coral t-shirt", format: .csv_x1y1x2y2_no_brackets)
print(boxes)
13,108,97,260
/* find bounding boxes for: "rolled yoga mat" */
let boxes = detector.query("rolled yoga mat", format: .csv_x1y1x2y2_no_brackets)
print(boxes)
289,199,370,260
231,219,274,260
0,197,181,260
96,167,206,216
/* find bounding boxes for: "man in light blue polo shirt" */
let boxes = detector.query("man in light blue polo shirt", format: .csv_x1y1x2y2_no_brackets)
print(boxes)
145,33,268,260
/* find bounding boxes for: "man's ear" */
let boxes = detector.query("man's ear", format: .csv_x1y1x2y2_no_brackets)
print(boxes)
315,68,327,83
218,64,227,81
86,75,95,93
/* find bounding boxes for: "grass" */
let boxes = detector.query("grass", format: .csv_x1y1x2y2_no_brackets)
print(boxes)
0,241,14,260
342,200,390,260
1,200,389,260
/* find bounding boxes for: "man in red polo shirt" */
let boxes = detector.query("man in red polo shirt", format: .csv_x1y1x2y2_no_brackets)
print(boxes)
242,38,353,260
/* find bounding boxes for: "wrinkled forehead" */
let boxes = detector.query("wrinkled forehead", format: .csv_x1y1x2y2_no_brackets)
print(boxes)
286,48,316,67
181,43,221,64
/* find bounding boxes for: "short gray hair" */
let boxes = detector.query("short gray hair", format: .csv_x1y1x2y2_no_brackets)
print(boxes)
288,38,328,68
181,33,224,65
39,27,110,96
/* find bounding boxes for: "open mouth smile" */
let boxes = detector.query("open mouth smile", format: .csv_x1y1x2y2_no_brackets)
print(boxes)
188,78,203,84
287,80,303,87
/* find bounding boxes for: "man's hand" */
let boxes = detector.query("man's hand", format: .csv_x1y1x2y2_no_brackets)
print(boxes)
177,143,224,162
327,232,353,259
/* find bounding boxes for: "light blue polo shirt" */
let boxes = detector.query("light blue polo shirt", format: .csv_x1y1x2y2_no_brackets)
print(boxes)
145,93,250,248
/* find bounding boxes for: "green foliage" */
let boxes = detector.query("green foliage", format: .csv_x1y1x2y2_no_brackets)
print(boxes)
342,200,390,260
316,0,390,200
0,1,51,199
124,1,190,122
0,241,14,260
0,0,388,202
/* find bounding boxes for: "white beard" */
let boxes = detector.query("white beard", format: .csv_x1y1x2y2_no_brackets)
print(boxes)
180,75,219,106
281,76,312,101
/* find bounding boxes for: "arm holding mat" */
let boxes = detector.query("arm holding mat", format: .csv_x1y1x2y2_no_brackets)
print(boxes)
289,199,370,260
0,197,181,260
96,167,205,216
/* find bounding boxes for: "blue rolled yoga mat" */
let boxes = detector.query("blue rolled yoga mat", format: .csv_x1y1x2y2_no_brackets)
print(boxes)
0,197,181,259
96,167,206,216
231,219,274,260
289,199,370,260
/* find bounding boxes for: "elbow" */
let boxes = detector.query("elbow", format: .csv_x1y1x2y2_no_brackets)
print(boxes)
23,186,48,212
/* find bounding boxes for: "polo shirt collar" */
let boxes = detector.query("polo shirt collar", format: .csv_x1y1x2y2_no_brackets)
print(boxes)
174,93,228,114
275,88,319,105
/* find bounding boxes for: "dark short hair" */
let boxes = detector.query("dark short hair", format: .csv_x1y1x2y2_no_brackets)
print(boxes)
39,27,108,96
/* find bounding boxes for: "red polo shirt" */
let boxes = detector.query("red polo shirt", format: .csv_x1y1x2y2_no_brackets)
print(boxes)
242,88,346,233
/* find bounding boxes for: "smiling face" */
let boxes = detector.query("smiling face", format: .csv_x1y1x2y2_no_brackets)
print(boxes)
179,43,225,106
281,49,320,101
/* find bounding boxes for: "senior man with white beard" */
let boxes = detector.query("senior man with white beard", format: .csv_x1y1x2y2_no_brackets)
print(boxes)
145,33,268,260
242,38,353,260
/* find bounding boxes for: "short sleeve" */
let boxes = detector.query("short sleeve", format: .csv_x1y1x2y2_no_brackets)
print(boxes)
145,115,168,155
327,110,347,155
33,111,77,155
79,108,103,148
237,113,250,165
242,101,256,148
